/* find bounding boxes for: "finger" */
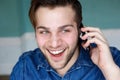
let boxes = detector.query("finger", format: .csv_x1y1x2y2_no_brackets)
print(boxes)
82,36,108,49
81,26,102,34
80,31,107,43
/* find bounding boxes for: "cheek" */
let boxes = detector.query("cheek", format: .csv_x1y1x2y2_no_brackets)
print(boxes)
63,33,79,46
36,36,47,48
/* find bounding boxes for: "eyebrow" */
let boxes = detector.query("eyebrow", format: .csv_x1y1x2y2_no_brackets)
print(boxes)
59,24,74,29
36,24,74,30
36,26,50,30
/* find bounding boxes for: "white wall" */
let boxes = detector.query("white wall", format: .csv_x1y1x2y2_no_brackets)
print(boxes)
0,33,37,75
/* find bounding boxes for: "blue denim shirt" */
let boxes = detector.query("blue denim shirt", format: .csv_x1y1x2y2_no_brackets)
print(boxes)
10,47,120,80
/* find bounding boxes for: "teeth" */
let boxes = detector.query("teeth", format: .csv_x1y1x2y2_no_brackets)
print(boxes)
49,50,64,55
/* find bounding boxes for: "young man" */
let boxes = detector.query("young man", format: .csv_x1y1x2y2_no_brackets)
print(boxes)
10,0,120,80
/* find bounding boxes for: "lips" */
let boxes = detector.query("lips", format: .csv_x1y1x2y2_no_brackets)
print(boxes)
48,49,65,55
47,49,66,61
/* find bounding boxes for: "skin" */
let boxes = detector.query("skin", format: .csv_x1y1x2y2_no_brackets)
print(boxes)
34,5,120,79
81,27,120,80
35,5,80,76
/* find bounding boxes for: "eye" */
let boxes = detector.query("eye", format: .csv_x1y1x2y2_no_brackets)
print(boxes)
62,29,70,33
39,30,49,34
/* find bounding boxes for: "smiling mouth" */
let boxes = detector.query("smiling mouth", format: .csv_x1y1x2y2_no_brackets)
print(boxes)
48,49,65,55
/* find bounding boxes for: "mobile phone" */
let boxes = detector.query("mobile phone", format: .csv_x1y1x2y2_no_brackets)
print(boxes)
79,23,97,49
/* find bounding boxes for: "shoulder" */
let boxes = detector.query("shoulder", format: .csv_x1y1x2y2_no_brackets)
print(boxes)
110,47,120,67
10,48,43,79
110,47,120,59
19,48,41,60
13,48,42,68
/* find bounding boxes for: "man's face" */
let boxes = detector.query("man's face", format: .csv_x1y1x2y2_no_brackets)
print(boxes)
35,5,80,71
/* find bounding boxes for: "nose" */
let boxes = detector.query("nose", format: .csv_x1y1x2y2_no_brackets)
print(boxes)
48,34,62,48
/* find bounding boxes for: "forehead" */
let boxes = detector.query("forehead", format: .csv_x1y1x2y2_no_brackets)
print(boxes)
35,5,76,28
35,5,75,16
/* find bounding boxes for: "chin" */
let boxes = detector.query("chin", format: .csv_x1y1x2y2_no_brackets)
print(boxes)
50,61,66,70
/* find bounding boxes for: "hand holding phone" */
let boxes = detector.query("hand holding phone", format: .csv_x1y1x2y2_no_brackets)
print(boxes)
80,31,97,50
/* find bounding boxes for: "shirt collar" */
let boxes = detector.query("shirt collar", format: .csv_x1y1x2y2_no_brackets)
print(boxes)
76,46,94,67
32,48,50,70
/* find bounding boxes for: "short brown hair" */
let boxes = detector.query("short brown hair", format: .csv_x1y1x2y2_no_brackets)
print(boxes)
29,0,82,29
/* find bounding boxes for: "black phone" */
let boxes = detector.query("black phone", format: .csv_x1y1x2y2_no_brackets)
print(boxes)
79,23,97,49
79,23,87,43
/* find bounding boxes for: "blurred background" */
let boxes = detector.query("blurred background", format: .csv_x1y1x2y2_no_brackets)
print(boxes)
0,0,120,79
